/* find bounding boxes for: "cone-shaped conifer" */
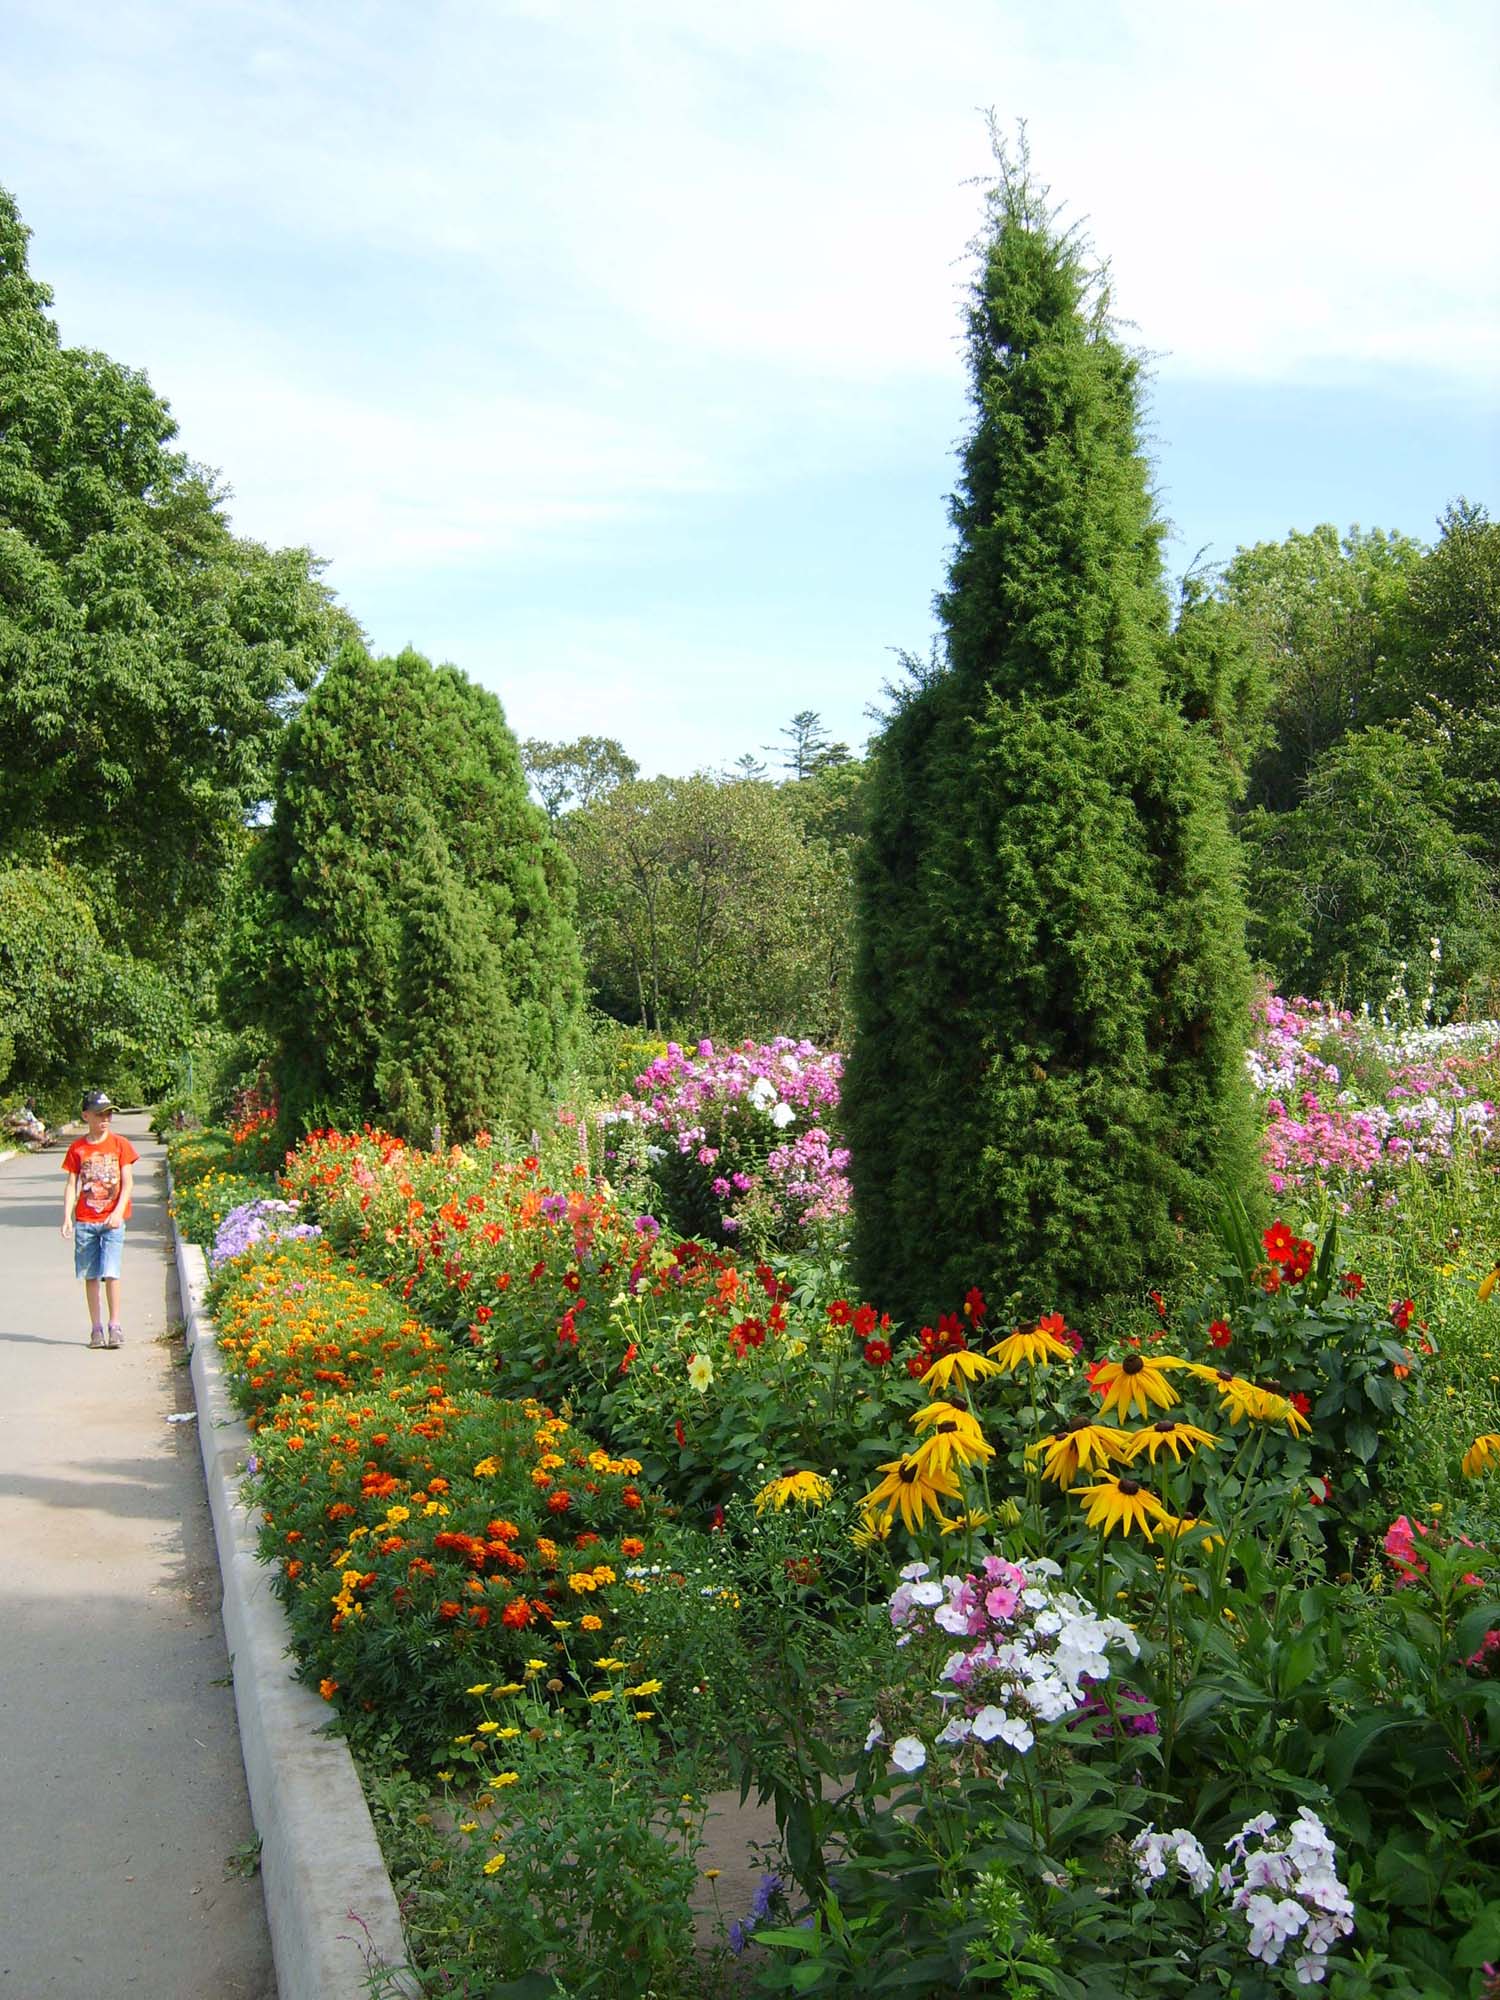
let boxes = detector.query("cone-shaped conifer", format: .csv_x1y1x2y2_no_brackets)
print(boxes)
844,143,1258,1328
225,643,583,1141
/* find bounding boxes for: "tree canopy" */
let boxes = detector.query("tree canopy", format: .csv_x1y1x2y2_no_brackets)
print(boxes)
0,184,348,974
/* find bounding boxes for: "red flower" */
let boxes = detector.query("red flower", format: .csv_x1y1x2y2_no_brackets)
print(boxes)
529,1261,546,1284
1148,1289,1167,1321
1339,1271,1365,1298
521,1155,540,1173
1391,1299,1414,1333
437,1601,461,1621
905,1355,929,1379
1284,1240,1315,1285
826,1299,853,1327
500,1597,534,1629
468,1605,490,1628
619,1342,638,1374
622,1487,643,1510
1208,1319,1232,1349
673,1419,686,1449
709,1506,725,1532
853,1304,878,1339
546,1490,572,1514
563,1271,582,1293
473,1305,493,1324
963,1287,987,1325
620,1536,645,1558
1290,1391,1311,1416
863,1339,892,1367
1263,1221,1297,1265
557,1313,578,1347
1307,1476,1332,1507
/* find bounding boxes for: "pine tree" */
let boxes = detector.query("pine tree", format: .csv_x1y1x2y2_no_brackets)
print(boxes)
225,644,584,1141
844,141,1259,1329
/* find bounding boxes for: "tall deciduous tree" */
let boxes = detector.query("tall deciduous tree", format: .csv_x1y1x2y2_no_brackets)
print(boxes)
564,775,849,1042
224,645,584,1141
0,185,347,973
844,140,1259,1328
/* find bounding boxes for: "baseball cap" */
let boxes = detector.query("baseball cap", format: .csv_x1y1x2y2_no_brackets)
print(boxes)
81,1090,115,1113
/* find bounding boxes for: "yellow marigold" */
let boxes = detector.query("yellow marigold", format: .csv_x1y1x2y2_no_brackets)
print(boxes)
1462,1433,1500,1478
568,1572,600,1593
476,1721,500,1735
624,1678,663,1697
589,1689,614,1703
472,1458,499,1478
579,1614,603,1632
466,1683,492,1696
483,1853,506,1875
491,1770,519,1787
1479,1265,1499,1304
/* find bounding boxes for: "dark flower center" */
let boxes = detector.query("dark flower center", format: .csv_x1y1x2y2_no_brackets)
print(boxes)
898,1463,918,1484
1122,1355,1144,1375
1153,1420,1176,1434
1117,1478,1142,1496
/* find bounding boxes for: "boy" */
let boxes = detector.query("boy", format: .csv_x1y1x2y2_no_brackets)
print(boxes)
61,1091,138,1348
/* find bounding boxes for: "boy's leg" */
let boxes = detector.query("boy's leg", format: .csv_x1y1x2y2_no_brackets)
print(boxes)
102,1230,125,1344
84,1276,103,1334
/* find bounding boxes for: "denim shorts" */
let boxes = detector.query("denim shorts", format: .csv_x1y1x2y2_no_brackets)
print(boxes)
74,1221,125,1281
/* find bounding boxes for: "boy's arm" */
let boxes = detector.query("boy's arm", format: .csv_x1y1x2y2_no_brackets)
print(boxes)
62,1171,77,1237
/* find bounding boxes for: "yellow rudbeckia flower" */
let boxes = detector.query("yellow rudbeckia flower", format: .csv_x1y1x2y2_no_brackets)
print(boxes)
1075,1473,1177,1541
920,1348,1001,1393
753,1470,833,1514
1122,1419,1220,1466
1090,1354,1185,1419
863,1454,962,1534
1025,1421,1132,1488
1461,1433,1500,1478
988,1322,1075,1372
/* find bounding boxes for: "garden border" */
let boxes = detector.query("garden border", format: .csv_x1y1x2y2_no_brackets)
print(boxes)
170,1192,419,2000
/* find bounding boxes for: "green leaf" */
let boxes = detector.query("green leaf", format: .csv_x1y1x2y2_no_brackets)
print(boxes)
1325,1710,1409,1790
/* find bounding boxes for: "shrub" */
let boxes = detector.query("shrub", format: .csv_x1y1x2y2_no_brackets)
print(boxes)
222,643,584,1143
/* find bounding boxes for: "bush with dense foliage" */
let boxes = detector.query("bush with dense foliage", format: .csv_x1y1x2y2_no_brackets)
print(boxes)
222,643,585,1143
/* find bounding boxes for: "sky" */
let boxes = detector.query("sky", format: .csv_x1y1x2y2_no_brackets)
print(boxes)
4,0,1498,775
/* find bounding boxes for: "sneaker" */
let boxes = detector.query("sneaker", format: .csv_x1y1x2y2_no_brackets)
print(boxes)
88,1327,106,1349
105,1324,124,1349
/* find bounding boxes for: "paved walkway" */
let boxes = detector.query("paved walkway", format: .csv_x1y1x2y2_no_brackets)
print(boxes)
0,1117,276,1999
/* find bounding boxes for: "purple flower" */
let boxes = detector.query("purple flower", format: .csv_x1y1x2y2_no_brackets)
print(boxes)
633,1214,661,1239
750,1872,783,1922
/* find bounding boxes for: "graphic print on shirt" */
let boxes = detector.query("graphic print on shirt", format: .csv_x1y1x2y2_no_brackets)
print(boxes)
77,1148,121,1217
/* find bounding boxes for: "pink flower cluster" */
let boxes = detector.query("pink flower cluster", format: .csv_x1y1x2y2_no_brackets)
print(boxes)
1250,994,1500,1200
618,1036,851,1236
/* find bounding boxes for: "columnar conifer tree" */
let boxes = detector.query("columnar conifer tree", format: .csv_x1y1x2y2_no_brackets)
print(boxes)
225,644,584,1141
844,142,1259,1327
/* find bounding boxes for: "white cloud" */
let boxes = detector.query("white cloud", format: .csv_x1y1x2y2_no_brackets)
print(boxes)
2,0,1493,604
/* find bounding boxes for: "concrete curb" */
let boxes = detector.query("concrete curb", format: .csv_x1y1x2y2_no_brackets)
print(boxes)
171,1203,419,2000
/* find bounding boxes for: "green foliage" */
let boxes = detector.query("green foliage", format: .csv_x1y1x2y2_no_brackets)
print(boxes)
845,139,1259,1329
223,643,584,1143
520,734,640,819
0,185,348,975
1240,728,1500,1010
564,774,851,1042
1222,524,1426,815
0,860,190,1110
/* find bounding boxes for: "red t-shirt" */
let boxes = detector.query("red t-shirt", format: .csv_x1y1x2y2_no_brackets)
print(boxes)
63,1133,140,1222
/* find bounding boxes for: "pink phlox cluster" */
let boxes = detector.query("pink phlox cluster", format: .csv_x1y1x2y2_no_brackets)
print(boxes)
1251,995,1500,1199
1384,1519,1496,1661
619,1036,850,1234
1134,1808,1354,1985
876,1556,1137,1767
